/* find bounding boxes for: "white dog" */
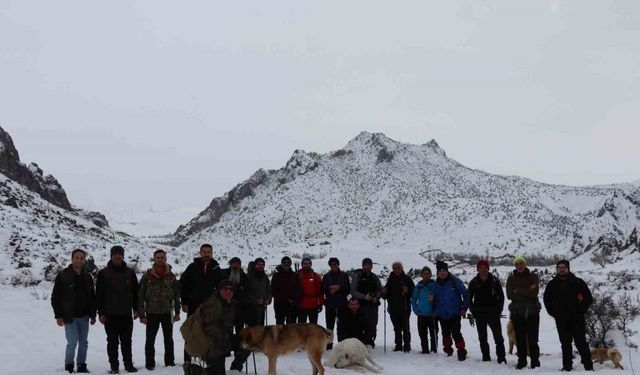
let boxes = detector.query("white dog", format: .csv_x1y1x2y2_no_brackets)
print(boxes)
324,338,384,373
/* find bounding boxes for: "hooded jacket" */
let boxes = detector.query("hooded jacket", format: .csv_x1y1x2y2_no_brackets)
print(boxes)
322,269,351,309
96,260,139,316
383,272,415,315
543,272,593,318
297,268,324,311
180,257,223,310
432,274,469,319
271,265,301,305
138,264,181,316
244,261,272,309
506,268,540,318
411,279,436,317
468,273,504,317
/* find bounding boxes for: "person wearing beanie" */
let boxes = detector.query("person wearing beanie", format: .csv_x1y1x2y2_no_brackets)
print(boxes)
271,256,301,325
468,259,506,364
412,266,437,354
543,260,593,371
297,258,325,324
433,261,470,361
244,257,271,327
96,246,139,373
51,249,96,373
506,256,541,369
322,257,350,349
220,256,249,372
138,249,181,370
382,262,415,352
179,244,224,366
350,258,382,348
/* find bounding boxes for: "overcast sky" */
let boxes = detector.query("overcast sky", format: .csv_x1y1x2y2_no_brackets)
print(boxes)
1,1,639,234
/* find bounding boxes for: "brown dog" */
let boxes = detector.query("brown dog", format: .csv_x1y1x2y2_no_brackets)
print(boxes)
240,323,333,375
591,347,624,370
507,319,531,356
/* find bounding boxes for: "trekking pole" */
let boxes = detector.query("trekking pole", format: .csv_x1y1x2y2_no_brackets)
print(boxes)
252,352,257,375
383,299,387,354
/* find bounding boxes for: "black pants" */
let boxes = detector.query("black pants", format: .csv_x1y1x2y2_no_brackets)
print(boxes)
389,311,411,348
439,316,465,353
361,304,379,343
205,358,226,375
244,308,265,327
417,316,438,352
475,314,505,361
511,314,540,364
145,314,174,367
325,306,343,332
104,315,134,368
274,302,297,325
298,309,319,324
555,314,591,370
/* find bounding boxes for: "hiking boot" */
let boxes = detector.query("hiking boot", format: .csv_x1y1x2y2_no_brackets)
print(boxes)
230,361,243,372
124,364,138,373
457,348,467,361
431,347,437,354
561,367,572,372
145,364,155,371
531,359,541,369
403,344,411,353
497,358,507,365
76,363,90,373
65,364,74,373
394,345,403,352
108,369,119,375
482,356,491,362
516,361,527,370
444,347,454,356
165,362,176,367
584,363,594,371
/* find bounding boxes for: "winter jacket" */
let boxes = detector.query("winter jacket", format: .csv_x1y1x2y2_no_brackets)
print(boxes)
244,261,272,310
506,268,540,318
350,270,382,306
96,261,139,316
297,269,325,311
338,307,373,345
543,272,593,318
383,272,415,315
180,257,223,310
182,293,235,361
432,275,469,319
271,265,301,305
468,273,504,317
411,279,436,317
221,267,248,304
321,270,350,309
51,265,97,323
138,264,181,317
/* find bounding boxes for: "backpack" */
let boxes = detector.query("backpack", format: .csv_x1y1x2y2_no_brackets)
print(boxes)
180,306,213,359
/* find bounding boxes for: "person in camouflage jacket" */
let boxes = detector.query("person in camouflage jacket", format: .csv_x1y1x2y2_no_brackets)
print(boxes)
138,250,181,370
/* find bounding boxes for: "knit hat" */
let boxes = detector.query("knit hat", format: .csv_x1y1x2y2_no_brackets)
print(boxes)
556,259,570,270
71,249,86,258
110,245,125,256
328,257,340,266
362,258,373,266
477,259,490,270
513,256,526,266
301,257,312,265
280,256,292,264
218,279,234,291
436,260,448,271
254,257,265,265
421,266,432,274
228,257,241,265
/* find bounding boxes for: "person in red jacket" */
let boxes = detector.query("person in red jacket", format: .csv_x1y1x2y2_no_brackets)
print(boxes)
297,257,325,324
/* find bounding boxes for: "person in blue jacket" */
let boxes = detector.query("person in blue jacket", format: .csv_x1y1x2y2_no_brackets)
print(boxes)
433,260,469,361
412,266,438,354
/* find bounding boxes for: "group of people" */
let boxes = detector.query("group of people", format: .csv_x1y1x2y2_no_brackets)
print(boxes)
51,244,596,374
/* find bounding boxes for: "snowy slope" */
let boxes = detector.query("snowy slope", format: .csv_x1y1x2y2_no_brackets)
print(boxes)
173,132,640,267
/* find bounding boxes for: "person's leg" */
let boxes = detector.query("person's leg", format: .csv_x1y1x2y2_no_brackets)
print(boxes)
64,319,79,368
450,316,466,360
417,316,429,353
145,314,161,368
274,304,285,325
555,316,573,370
571,315,593,370
76,316,90,366
325,307,337,332
475,316,490,361
120,316,135,369
402,312,412,351
511,315,528,368
488,315,506,362
105,315,121,371
309,309,319,325
371,305,379,342
427,317,438,353
440,318,454,355
527,314,541,367
390,313,403,350
160,314,175,366
298,309,309,324
287,303,298,325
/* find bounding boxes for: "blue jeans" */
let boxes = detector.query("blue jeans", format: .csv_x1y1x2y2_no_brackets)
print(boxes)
64,315,90,365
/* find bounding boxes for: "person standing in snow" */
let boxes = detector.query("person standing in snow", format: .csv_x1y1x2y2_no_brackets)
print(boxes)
243,257,272,327
412,266,438,354
468,259,506,364
432,260,469,361
350,258,382,347
506,256,541,369
51,249,97,374
543,260,593,372
221,257,251,372
322,257,350,349
297,257,325,324
382,261,415,352
271,256,301,325
138,249,181,370
96,246,140,373
179,243,224,366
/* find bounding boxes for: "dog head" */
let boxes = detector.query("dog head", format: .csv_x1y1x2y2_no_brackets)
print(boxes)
239,326,265,351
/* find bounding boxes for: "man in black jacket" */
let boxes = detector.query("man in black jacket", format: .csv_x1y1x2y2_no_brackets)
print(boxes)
221,257,248,334
51,249,97,374
179,243,223,365
96,246,139,374
382,261,415,352
543,260,593,372
468,259,506,364
350,258,382,347
322,257,350,350
338,298,373,346
271,256,301,325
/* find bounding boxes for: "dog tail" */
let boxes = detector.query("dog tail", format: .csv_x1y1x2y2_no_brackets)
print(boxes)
322,327,334,344
608,348,624,370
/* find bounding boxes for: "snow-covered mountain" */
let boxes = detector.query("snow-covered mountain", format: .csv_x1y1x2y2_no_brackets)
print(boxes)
172,131,640,266
0,125,154,285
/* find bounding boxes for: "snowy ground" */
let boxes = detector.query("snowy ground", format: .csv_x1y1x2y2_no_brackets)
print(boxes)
1,284,637,375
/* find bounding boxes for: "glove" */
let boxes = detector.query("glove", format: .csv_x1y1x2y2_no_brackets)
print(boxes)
317,306,323,314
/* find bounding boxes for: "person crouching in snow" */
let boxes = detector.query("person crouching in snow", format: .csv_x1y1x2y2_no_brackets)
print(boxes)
432,261,469,361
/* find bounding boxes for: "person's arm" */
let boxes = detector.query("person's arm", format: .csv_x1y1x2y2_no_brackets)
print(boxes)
172,277,181,317
579,279,593,310
519,273,539,298
456,278,470,310
130,270,140,316
88,275,97,321
95,270,105,316
350,274,367,300
266,277,272,305
51,273,63,320
542,280,553,315
467,279,477,312
180,265,192,310
138,275,147,318
271,274,280,301
321,274,330,296
505,273,514,301
374,275,383,299
316,274,325,305
495,278,505,314
343,273,351,297
411,286,419,314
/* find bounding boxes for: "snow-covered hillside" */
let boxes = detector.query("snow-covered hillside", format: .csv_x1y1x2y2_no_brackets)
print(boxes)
173,132,640,266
